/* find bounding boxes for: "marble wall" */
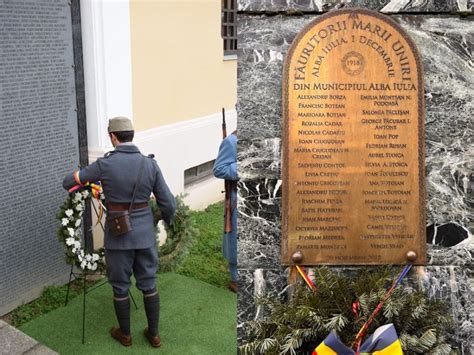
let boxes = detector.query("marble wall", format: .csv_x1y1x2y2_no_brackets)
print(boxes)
237,1,473,352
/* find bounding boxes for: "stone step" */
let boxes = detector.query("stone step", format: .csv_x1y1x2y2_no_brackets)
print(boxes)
0,320,57,355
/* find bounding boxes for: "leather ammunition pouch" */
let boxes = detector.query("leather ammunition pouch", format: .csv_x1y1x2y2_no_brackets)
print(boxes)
106,210,132,237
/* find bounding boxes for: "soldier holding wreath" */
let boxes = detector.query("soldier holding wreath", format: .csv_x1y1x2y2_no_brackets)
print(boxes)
63,117,176,348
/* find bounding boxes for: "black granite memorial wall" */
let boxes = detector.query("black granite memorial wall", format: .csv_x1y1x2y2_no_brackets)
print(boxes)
0,0,86,315
237,0,473,352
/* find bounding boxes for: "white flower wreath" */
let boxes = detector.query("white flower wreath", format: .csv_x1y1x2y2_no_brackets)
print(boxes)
57,187,105,272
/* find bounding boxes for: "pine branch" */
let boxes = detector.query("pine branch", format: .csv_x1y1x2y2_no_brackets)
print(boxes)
241,267,455,354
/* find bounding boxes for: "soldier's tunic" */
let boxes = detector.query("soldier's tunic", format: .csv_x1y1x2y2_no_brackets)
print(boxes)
213,133,238,281
63,143,176,295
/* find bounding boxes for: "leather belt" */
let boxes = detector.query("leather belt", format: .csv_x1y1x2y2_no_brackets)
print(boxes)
107,202,149,211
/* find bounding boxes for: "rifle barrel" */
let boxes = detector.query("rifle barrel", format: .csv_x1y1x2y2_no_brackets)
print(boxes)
222,107,227,138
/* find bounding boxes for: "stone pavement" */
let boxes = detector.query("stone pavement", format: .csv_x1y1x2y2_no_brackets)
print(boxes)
0,320,57,355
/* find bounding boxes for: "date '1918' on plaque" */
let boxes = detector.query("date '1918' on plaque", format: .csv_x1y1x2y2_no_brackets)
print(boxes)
281,9,426,265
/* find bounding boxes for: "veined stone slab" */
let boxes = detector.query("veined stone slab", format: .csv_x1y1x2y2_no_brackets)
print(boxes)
238,0,472,13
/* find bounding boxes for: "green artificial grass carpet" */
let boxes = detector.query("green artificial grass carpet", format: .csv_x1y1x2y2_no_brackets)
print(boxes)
19,273,236,354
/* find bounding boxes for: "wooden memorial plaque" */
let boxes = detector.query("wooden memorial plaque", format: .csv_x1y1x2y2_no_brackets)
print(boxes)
282,9,425,265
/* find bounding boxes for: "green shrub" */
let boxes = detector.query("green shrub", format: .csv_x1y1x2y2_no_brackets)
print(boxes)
240,266,455,355
150,194,197,272
9,277,98,327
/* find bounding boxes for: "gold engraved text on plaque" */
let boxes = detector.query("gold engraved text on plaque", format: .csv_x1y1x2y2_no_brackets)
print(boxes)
281,9,426,265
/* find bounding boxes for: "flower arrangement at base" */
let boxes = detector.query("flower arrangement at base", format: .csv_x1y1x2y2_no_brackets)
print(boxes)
57,186,105,272
150,194,197,272
240,267,455,355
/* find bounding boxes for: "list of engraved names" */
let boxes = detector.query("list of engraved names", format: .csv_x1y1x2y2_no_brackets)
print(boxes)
283,10,424,265
0,0,79,311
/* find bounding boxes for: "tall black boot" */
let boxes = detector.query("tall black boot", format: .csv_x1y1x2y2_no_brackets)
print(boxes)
143,288,160,337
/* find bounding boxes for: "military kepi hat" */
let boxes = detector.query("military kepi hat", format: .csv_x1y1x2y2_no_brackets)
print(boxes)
108,116,134,133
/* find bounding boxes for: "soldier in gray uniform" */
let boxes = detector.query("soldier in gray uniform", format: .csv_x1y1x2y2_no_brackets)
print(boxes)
63,117,176,348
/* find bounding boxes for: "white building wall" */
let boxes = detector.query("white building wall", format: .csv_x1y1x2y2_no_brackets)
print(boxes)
80,0,133,156
80,0,235,210
135,110,237,209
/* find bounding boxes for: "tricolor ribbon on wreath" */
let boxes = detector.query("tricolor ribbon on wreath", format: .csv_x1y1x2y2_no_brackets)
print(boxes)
68,170,105,225
295,264,412,355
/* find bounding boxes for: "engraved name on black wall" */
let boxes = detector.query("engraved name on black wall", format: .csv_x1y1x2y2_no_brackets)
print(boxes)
0,0,80,314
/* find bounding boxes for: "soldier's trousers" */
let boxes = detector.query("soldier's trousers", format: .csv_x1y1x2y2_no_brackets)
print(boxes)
105,247,158,297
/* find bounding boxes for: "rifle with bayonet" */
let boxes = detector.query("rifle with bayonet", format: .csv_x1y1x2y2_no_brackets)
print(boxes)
222,108,234,233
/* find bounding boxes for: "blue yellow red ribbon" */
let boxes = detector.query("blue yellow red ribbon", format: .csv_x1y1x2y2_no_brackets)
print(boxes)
313,323,403,355
309,264,412,355
296,265,317,292
73,170,81,185
352,300,360,320
68,177,104,225
351,263,413,350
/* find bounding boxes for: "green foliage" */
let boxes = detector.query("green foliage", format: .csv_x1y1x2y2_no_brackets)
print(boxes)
152,197,229,289
150,194,197,272
9,200,227,328
175,202,230,289
9,277,98,327
240,266,455,355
